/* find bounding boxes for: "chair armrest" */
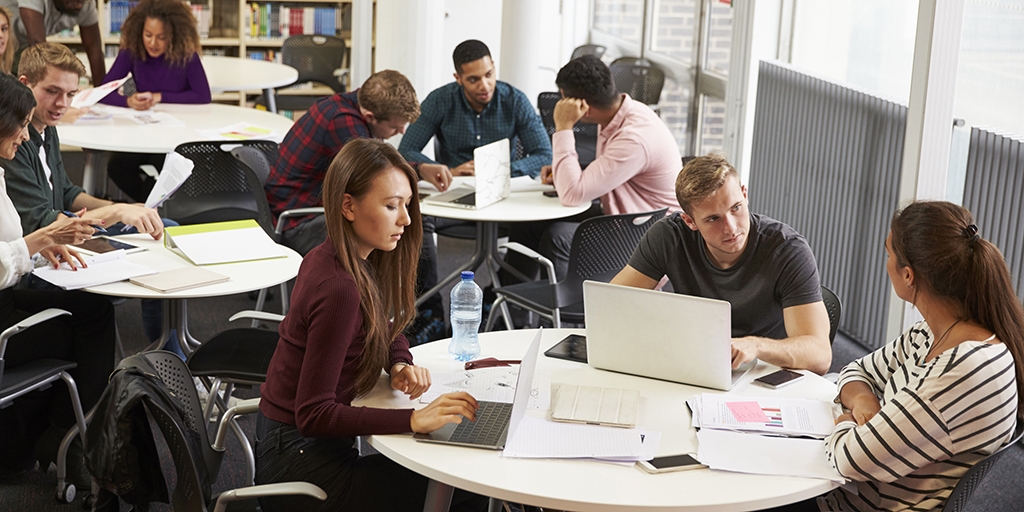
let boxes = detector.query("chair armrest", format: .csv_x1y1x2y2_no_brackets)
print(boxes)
500,242,556,284
212,482,327,512
213,397,261,451
275,207,325,236
228,310,285,324
0,308,71,357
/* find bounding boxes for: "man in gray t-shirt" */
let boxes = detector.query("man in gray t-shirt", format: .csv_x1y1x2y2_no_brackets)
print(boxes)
611,155,832,374
2,0,105,85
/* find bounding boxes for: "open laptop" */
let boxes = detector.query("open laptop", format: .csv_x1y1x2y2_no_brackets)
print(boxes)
414,328,542,449
583,281,753,390
422,138,511,209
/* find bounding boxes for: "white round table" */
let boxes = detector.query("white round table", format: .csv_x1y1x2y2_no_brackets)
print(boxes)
355,329,840,512
83,234,302,353
57,103,294,195
417,178,591,307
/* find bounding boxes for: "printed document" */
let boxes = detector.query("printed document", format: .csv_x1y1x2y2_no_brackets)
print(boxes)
503,416,648,459
145,152,194,208
689,393,837,438
32,250,156,290
71,76,130,109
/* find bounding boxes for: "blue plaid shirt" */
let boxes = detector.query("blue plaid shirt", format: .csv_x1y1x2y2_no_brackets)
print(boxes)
398,81,551,178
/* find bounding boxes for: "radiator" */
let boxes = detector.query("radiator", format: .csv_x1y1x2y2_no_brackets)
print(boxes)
748,61,906,350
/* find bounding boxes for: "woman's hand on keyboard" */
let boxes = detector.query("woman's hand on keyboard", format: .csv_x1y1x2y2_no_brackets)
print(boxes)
411,392,480,433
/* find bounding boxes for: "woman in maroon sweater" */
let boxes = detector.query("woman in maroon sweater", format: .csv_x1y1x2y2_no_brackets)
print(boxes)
255,139,484,511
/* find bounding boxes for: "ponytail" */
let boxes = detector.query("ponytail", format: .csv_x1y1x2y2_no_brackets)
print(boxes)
891,201,1024,418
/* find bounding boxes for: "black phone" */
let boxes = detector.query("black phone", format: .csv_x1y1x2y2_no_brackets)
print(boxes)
119,77,137,97
543,190,559,197
637,454,706,473
752,369,805,389
543,334,587,363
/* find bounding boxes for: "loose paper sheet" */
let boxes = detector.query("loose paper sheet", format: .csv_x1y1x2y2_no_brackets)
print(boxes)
145,152,194,208
419,367,550,410
503,416,647,459
32,250,157,290
696,429,845,482
71,76,130,109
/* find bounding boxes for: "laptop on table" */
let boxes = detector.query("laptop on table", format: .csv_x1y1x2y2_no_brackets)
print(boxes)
414,328,542,450
583,281,753,391
422,138,511,210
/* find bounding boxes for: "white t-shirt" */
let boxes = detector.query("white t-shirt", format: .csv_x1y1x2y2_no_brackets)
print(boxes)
5,0,99,45
0,166,33,290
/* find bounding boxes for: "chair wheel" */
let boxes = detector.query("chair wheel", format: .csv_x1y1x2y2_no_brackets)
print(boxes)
55,482,76,503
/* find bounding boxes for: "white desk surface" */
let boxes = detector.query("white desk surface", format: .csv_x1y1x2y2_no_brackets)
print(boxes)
356,329,840,512
56,103,294,153
420,178,591,223
82,234,302,300
95,55,299,93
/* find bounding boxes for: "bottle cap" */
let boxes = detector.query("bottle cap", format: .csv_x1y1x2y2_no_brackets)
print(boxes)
460,271,475,280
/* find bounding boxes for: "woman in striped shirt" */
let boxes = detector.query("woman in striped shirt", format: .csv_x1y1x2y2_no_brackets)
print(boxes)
814,201,1024,511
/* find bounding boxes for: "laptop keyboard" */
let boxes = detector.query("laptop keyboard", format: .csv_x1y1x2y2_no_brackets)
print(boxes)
448,401,512,445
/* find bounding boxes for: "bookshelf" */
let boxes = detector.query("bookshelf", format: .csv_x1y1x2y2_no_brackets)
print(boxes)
50,0,366,108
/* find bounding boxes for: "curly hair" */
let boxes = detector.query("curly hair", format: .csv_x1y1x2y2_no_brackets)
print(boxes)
556,55,617,108
119,0,201,66
357,70,420,124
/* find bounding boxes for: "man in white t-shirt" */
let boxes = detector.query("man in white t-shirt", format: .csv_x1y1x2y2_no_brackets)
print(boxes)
1,0,105,85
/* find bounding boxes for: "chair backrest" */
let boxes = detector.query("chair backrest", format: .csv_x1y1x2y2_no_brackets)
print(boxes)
536,92,598,167
281,35,347,93
820,285,842,344
130,350,223,511
566,208,668,285
609,60,665,105
230,143,278,185
570,44,606,61
161,140,277,236
943,420,1024,512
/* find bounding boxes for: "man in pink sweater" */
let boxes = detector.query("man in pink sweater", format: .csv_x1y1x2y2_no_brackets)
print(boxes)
513,55,681,280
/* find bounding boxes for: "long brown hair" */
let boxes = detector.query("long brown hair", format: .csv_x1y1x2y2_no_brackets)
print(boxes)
322,139,422,396
0,6,17,74
119,0,201,66
891,201,1024,416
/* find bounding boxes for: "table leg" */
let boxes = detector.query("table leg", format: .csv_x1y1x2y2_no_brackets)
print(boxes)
423,480,454,512
264,88,278,114
81,149,111,197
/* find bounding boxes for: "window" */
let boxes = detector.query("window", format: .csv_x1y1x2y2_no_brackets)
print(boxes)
593,0,646,44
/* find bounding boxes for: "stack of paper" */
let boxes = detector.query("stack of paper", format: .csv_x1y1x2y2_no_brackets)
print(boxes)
164,219,284,265
32,250,157,290
503,417,658,462
688,393,844,482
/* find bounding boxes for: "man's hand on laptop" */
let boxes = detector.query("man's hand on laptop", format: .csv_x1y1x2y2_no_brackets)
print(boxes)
731,338,759,369
391,363,431,400
554,97,589,131
419,163,454,192
452,160,475,176
410,392,479,433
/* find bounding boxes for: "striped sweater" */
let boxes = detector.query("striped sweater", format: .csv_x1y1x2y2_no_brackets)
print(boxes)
821,321,1018,511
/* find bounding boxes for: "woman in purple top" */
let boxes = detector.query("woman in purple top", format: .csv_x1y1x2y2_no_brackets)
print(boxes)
99,0,211,201
100,0,211,109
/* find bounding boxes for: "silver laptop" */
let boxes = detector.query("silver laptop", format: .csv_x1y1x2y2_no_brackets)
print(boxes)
414,328,542,449
422,138,511,209
583,281,753,390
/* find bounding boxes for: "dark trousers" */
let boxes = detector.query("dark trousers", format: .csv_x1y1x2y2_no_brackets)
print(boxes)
108,152,165,203
254,411,486,512
0,289,116,471
506,201,603,282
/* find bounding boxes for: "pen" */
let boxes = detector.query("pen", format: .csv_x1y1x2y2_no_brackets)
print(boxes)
61,210,108,234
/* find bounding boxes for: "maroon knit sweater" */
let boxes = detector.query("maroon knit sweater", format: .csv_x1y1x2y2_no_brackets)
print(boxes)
259,241,415,437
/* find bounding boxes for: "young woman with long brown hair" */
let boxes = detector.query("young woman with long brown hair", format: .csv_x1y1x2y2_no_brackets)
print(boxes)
254,139,484,511
771,201,1024,512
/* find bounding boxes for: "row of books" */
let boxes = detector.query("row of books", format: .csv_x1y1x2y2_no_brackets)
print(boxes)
245,49,282,64
106,2,211,39
245,4,347,39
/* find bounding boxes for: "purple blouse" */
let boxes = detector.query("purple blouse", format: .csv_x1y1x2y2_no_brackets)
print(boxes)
99,50,212,107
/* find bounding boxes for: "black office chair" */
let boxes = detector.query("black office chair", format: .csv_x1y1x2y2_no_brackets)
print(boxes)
120,351,326,511
942,420,1024,512
160,140,278,237
0,308,89,503
570,44,606,61
820,285,842,344
485,209,667,330
537,91,597,168
609,58,666,107
261,35,349,113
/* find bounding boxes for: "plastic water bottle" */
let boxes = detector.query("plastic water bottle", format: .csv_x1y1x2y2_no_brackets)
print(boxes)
449,271,483,361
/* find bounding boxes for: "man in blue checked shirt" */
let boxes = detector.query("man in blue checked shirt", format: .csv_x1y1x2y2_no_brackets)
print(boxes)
398,39,551,179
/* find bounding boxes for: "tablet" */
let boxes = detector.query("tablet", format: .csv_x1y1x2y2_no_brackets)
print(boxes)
544,334,588,363
72,236,146,256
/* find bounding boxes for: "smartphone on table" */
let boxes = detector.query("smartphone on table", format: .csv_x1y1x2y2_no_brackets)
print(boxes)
752,369,805,389
637,453,706,474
